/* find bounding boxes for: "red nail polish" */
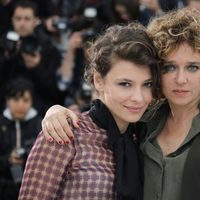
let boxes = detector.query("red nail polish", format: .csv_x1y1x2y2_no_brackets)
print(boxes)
65,141,70,144
59,141,63,145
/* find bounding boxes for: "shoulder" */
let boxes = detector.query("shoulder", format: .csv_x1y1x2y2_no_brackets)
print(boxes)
71,111,107,141
140,100,169,122
29,132,76,165
19,132,77,199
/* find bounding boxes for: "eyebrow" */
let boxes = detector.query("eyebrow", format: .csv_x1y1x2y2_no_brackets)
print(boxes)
116,78,153,83
187,62,200,65
164,61,200,65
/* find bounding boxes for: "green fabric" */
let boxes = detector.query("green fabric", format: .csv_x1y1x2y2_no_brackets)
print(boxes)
140,103,200,200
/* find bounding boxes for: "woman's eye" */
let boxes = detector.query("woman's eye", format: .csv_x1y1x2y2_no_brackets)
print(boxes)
144,81,153,88
187,64,200,72
162,64,176,73
119,82,131,87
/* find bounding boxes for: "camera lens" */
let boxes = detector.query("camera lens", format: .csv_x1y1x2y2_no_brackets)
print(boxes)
15,148,26,159
20,35,41,55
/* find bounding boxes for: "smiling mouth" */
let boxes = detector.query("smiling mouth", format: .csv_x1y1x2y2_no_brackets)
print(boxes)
125,106,144,113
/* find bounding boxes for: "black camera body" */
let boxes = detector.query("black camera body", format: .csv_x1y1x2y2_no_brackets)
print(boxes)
15,147,27,160
77,83,92,103
82,30,97,42
52,18,70,33
1,31,20,55
0,31,42,57
20,35,42,56
52,7,98,34
10,147,27,183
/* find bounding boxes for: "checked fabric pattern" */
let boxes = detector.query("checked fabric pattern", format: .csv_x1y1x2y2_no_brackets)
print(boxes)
18,112,117,200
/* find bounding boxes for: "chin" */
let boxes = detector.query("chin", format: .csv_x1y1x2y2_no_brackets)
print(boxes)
126,115,143,123
169,100,191,107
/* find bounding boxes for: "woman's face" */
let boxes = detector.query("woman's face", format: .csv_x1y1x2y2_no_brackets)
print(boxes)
95,59,153,132
161,42,200,108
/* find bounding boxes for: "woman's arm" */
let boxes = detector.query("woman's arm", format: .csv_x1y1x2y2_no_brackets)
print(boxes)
42,105,79,144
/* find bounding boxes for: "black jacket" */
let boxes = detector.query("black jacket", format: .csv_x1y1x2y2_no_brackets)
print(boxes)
0,107,41,200
0,33,65,115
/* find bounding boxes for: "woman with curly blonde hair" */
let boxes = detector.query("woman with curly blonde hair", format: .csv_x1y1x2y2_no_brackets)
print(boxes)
41,8,200,200
142,8,200,200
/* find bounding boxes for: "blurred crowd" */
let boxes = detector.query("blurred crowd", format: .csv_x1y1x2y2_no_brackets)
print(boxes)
0,0,199,199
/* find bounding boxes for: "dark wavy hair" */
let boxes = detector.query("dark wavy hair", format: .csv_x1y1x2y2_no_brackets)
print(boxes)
84,22,161,98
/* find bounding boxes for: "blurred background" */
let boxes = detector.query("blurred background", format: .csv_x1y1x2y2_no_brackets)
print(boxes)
0,0,197,199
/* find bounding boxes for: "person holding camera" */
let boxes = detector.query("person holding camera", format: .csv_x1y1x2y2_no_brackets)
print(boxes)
0,78,41,200
57,26,97,111
0,0,65,116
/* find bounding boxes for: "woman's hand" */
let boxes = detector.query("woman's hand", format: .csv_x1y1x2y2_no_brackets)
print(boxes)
42,105,79,145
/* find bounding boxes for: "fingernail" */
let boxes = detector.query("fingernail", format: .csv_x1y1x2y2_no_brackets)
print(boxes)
65,140,70,144
69,136,74,140
48,138,53,142
58,141,64,145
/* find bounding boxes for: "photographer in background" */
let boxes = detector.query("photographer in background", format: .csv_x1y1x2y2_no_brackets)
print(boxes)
57,5,100,107
44,0,111,52
44,0,111,33
44,0,83,34
0,78,41,200
0,0,65,116
64,82,93,113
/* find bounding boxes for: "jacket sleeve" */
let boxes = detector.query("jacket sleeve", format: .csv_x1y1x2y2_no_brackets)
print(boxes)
18,131,77,200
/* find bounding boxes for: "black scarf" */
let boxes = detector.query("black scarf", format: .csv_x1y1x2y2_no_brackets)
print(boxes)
89,99,143,200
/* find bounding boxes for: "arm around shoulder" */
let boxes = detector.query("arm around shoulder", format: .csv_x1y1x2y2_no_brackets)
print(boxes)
42,105,79,144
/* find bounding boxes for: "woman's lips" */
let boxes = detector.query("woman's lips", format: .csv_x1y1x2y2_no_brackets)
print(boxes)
125,106,144,113
173,89,189,96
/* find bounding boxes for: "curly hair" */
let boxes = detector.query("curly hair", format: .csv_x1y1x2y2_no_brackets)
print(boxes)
147,8,200,59
84,22,160,98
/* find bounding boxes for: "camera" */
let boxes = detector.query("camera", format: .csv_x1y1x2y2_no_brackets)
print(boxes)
52,18,70,33
1,32,42,57
82,29,97,42
77,83,92,103
52,7,98,34
15,147,27,159
20,35,42,56
1,31,20,55
10,147,27,183
84,7,97,20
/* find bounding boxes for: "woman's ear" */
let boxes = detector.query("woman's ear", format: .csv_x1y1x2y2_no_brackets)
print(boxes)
93,70,104,92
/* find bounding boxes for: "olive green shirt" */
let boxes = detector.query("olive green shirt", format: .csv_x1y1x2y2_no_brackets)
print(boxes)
140,103,200,200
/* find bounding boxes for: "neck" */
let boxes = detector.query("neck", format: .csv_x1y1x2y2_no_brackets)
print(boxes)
98,97,129,134
169,102,199,122
119,123,129,134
